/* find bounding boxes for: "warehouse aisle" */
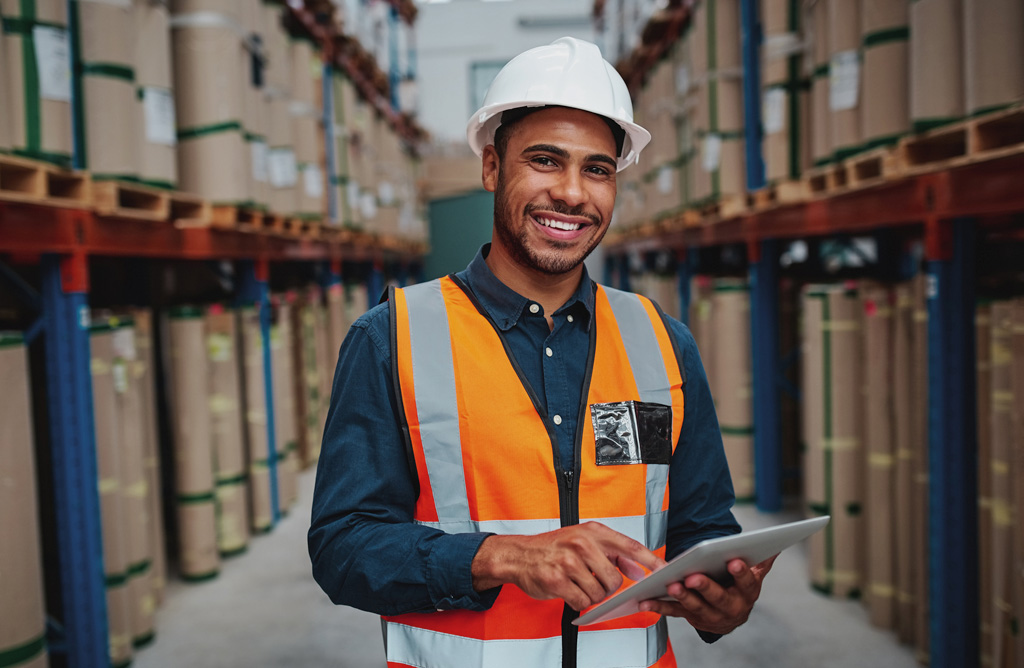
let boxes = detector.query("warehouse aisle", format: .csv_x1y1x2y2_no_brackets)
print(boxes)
134,469,920,668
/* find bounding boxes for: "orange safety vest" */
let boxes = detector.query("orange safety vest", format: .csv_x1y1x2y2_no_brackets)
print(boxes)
384,275,686,668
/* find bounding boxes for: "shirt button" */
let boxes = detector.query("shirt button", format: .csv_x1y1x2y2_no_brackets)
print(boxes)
545,347,553,357
553,415,562,425
529,303,540,314
567,314,574,323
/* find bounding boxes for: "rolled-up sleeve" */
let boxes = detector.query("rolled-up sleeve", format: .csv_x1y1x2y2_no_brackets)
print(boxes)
308,304,500,615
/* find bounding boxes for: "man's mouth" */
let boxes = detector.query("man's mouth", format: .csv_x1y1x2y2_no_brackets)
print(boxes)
535,216,582,232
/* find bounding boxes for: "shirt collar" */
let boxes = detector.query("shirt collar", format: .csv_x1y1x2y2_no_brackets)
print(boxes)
456,244,596,332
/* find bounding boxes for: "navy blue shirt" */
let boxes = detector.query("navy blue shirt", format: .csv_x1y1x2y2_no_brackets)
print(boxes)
308,246,739,618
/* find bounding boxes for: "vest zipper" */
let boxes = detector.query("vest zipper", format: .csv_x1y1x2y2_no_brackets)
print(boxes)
561,467,581,668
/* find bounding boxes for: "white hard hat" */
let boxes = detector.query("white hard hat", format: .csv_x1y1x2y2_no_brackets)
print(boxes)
466,36,651,172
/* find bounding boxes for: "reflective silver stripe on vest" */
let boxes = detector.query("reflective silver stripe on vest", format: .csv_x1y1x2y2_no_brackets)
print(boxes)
578,617,669,668
403,281,471,526
415,517,562,536
385,619,668,668
386,622,561,668
602,287,674,553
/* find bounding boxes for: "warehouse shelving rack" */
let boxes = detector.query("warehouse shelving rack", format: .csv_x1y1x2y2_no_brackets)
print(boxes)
600,1,1024,667
0,2,425,666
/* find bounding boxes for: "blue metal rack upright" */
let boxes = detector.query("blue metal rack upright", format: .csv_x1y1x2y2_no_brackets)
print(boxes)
749,239,783,512
40,251,110,668
926,219,980,668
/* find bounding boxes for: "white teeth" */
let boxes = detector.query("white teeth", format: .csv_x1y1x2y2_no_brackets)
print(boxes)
537,217,580,231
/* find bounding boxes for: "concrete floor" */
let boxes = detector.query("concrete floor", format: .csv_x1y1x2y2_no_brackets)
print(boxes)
134,470,922,668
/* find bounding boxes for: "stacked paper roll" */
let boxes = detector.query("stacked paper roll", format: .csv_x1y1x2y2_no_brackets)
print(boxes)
963,0,1024,116
0,335,49,668
90,325,134,667
134,0,178,189
910,0,964,132
827,0,861,160
241,0,270,209
78,0,138,180
167,308,220,581
807,0,831,166
761,0,803,181
205,306,250,557
1,0,73,166
290,37,324,219
860,0,909,149
239,305,274,532
171,0,249,203
271,298,299,513
262,2,298,215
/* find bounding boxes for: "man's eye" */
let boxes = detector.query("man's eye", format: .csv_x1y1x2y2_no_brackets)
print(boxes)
532,156,556,166
586,166,611,176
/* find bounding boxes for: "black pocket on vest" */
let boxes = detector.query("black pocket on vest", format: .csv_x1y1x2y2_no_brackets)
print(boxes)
591,400,672,466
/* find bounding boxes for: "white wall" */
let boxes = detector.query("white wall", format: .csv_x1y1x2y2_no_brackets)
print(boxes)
416,0,597,146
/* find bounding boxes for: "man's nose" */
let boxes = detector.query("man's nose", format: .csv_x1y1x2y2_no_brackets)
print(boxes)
549,169,587,208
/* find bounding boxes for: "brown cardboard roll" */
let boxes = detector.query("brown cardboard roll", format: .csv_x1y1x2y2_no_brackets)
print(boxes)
239,306,273,532
800,288,828,593
909,275,929,662
860,283,897,630
0,8,11,152
963,0,1024,116
80,0,136,190
205,307,250,556
0,338,49,668
860,0,909,148
1,0,72,165
169,0,239,21
177,128,249,204
134,0,178,189
910,0,964,130
111,323,156,648
801,285,865,599
240,0,269,208
315,301,334,442
827,0,862,159
1010,300,1024,665
976,303,994,666
271,300,299,512
989,301,1016,668
170,20,244,133
808,0,832,165
130,309,167,606
89,327,134,667
167,309,220,581
711,280,754,502
891,284,916,645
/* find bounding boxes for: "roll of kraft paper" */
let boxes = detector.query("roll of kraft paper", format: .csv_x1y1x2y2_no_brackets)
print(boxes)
2,0,73,166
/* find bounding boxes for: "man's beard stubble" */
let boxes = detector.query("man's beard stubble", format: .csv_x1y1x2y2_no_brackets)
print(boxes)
492,168,608,277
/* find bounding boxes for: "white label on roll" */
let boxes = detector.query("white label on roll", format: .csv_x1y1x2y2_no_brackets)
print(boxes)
657,165,674,194
702,134,722,172
33,26,72,102
764,88,786,135
269,148,298,188
346,181,360,208
378,181,395,206
112,328,137,361
676,65,690,95
143,87,177,146
251,140,269,183
829,50,860,111
207,333,232,362
303,164,324,198
359,191,377,219
112,360,128,394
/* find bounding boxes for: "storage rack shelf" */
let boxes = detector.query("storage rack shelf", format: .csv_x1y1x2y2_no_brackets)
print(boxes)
0,2,423,666
598,2,1024,667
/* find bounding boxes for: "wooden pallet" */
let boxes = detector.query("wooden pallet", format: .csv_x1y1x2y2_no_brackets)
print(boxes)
804,145,904,197
0,154,91,208
169,191,211,226
898,103,1024,174
211,205,265,229
92,181,170,221
752,180,811,210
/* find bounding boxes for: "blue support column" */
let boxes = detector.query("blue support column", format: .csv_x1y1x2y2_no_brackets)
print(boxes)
323,64,339,224
750,239,782,512
926,219,978,668
237,260,280,524
739,0,765,190
40,252,110,668
388,6,401,109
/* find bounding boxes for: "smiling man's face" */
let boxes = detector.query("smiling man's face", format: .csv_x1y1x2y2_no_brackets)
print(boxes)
482,106,618,277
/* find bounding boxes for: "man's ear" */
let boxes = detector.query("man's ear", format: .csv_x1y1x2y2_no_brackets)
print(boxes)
481,145,499,193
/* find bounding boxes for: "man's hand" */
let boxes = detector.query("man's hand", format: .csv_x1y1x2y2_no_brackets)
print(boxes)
471,522,665,611
638,555,777,635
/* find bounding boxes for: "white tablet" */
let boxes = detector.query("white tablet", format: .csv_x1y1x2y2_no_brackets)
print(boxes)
574,515,830,626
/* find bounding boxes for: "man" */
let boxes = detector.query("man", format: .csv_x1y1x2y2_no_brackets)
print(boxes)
309,37,775,668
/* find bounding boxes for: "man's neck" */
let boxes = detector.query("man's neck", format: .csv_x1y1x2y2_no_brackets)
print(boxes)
485,244,583,327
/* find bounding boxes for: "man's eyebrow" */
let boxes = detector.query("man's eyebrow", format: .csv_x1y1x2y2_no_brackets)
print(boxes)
522,144,617,168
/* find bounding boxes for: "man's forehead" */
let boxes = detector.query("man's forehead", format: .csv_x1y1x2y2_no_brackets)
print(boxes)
509,107,618,153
